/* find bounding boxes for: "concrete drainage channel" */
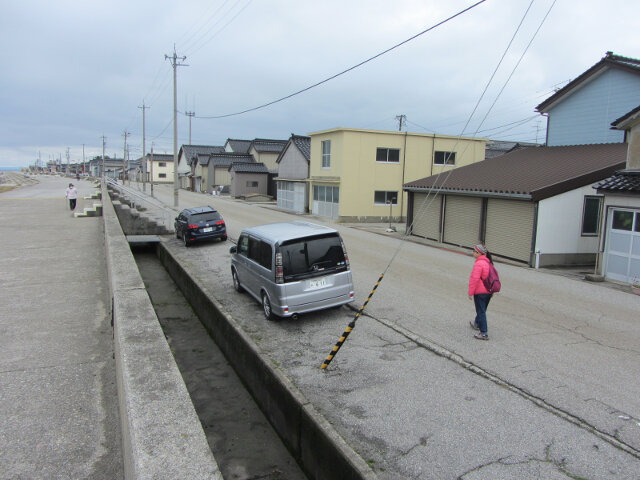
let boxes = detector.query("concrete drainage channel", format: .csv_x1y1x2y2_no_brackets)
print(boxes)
103,185,377,480
131,244,308,480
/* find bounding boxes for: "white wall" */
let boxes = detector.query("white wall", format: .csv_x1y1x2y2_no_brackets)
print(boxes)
536,185,601,254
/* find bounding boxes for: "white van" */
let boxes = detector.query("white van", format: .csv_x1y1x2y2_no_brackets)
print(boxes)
229,221,354,319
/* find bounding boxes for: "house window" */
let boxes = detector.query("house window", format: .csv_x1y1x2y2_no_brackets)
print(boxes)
158,162,167,167
374,191,398,205
158,173,167,178
434,151,456,165
322,140,331,168
376,148,400,163
246,181,259,187
581,196,602,235
612,210,634,231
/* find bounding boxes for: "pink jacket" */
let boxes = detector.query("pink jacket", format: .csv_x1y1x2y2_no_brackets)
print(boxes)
468,255,491,296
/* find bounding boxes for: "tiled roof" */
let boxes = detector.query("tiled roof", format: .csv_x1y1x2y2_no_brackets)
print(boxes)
537,52,640,113
404,143,627,202
209,153,254,167
197,154,210,166
249,138,288,154
230,162,269,174
291,135,311,160
596,170,640,193
225,139,252,154
277,134,311,163
611,104,640,129
181,145,225,162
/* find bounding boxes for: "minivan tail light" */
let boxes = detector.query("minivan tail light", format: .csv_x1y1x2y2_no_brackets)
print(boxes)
340,240,350,268
275,252,284,284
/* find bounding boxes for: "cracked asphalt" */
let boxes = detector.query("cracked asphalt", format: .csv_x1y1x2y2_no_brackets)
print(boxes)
132,183,640,479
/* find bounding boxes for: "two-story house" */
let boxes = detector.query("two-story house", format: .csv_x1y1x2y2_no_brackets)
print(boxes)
595,105,640,284
308,127,487,221
275,134,311,214
536,52,640,146
177,145,225,190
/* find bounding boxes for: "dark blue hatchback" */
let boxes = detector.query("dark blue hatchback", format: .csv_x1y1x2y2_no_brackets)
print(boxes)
175,206,227,246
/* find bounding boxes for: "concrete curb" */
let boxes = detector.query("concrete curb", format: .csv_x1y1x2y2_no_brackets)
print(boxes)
156,241,379,480
102,184,223,480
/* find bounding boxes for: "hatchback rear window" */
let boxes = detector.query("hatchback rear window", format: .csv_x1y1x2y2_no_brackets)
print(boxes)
279,234,347,281
191,212,221,223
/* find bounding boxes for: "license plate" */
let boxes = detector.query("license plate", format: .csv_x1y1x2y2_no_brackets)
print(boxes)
202,227,213,232
308,278,328,289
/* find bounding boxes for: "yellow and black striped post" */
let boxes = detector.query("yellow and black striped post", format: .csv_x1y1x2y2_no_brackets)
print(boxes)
321,272,385,370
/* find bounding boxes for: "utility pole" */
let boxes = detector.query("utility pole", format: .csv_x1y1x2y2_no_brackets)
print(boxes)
185,111,195,145
82,144,85,174
165,46,188,207
395,114,406,132
150,143,154,197
66,147,70,175
101,135,106,180
122,130,130,184
139,102,150,192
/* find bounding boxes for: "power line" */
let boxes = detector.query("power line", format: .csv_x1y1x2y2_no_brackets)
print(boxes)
197,0,487,120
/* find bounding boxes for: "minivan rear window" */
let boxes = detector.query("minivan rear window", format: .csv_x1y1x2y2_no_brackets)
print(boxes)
191,212,221,223
279,233,347,281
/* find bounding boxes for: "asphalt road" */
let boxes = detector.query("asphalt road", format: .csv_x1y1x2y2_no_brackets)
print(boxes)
128,181,640,478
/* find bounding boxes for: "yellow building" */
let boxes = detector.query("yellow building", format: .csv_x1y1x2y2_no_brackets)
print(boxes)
307,128,487,222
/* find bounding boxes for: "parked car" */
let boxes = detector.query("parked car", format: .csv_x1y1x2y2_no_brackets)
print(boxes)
229,221,354,320
175,206,227,246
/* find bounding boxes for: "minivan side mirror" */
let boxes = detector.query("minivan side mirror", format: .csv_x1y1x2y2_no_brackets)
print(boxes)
229,246,237,254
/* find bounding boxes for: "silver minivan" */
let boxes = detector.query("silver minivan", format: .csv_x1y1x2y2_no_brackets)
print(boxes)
229,221,354,319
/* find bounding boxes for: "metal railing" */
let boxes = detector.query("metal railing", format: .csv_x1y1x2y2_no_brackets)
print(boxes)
106,179,176,232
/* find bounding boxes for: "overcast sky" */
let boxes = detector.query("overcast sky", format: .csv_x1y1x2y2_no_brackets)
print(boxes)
1,0,638,168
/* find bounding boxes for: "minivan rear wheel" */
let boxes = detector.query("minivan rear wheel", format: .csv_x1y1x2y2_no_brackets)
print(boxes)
262,292,275,321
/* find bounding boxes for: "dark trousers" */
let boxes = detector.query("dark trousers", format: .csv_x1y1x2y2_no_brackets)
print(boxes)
69,199,77,210
473,294,492,334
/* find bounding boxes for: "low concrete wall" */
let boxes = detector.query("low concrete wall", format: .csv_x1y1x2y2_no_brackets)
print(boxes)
102,184,222,480
157,243,378,480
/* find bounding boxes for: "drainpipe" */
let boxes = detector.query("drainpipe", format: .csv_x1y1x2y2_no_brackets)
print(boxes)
400,131,408,221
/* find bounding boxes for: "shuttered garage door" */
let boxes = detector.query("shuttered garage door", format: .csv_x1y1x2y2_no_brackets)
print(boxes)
485,198,534,263
443,196,483,247
411,192,441,240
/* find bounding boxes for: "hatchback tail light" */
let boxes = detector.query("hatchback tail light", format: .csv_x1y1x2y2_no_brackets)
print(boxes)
340,240,350,268
275,252,284,284
187,224,199,230
216,220,225,226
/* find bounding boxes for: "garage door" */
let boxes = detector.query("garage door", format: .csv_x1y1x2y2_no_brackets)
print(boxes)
443,196,483,247
604,208,640,283
411,192,441,240
277,181,306,214
485,198,534,263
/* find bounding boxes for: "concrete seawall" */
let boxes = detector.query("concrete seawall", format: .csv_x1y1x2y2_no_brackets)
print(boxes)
102,184,223,479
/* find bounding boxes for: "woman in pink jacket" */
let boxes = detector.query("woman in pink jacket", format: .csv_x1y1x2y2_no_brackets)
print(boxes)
468,244,493,340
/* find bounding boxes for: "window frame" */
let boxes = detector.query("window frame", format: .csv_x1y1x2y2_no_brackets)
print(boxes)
246,180,259,188
321,140,331,169
374,190,399,206
376,148,400,164
433,151,456,166
581,195,602,236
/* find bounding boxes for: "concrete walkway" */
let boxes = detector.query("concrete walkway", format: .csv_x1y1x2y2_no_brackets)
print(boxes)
0,176,123,478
